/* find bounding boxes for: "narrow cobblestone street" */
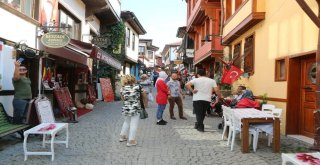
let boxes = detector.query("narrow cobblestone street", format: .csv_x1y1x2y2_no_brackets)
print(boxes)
0,95,312,165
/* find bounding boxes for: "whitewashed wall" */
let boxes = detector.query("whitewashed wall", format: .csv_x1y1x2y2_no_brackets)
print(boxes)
0,8,37,48
124,22,139,62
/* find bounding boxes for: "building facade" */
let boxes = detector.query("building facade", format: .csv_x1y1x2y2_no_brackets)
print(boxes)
222,0,318,137
121,11,146,79
0,0,122,115
161,42,181,72
186,0,223,78
138,39,159,75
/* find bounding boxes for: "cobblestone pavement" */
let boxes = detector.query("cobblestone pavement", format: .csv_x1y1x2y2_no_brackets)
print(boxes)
0,95,313,165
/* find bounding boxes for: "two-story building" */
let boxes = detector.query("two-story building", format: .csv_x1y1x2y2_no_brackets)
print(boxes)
121,11,147,78
162,42,182,72
222,0,318,138
138,39,159,75
0,0,122,116
176,26,194,74
186,0,223,78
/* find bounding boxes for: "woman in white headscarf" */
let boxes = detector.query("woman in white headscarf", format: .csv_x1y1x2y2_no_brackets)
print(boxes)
155,71,170,125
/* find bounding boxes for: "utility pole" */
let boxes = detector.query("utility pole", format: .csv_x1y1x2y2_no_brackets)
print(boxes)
296,0,320,150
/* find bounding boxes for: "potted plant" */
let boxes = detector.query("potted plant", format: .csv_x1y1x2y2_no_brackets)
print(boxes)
260,93,268,105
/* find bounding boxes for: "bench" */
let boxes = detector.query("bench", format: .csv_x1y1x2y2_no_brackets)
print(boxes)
0,102,29,137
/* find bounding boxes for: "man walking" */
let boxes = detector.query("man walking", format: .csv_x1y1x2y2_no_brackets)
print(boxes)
185,69,222,132
167,72,187,120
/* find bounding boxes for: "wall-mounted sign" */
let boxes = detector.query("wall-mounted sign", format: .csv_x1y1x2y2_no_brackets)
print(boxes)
91,34,111,48
174,60,183,64
186,49,194,57
41,32,70,48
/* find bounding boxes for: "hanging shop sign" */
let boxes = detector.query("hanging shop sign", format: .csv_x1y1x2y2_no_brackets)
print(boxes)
186,49,194,57
41,32,70,48
91,35,111,48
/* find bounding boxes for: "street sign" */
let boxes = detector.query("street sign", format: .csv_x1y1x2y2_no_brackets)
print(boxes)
41,32,70,48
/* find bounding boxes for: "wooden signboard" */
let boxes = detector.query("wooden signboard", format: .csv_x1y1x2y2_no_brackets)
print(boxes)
99,78,114,102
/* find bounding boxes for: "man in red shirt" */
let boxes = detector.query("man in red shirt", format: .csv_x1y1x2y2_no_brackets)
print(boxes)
155,71,170,125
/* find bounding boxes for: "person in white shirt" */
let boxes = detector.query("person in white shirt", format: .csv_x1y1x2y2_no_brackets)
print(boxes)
185,69,222,132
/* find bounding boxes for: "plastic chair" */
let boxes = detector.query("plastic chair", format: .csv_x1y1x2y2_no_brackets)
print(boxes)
227,108,258,151
253,108,283,151
261,104,275,114
221,105,231,140
266,108,283,146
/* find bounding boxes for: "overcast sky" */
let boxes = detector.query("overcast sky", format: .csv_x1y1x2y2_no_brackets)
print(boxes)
121,0,187,54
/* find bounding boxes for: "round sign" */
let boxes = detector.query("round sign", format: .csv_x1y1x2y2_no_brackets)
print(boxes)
41,32,70,48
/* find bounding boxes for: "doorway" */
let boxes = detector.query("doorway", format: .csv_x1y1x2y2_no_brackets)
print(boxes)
287,52,316,138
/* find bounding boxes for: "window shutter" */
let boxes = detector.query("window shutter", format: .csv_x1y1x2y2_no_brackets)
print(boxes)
244,35,254,74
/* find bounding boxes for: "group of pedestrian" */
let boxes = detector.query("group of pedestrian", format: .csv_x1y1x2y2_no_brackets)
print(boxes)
118,69,223,147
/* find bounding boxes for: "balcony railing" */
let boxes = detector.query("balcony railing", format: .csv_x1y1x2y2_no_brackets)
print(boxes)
187,0,203,29
222,0,265,44
194,36,223,64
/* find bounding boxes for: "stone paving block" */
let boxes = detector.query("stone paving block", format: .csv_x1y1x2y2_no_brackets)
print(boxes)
0,95,314,164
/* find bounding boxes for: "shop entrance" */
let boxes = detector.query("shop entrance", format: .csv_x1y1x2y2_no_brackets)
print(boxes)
287,52,315,138
300,55,316,138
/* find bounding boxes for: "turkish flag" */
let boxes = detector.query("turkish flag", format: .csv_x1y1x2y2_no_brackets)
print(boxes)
221,67,228,83
221,65,243,84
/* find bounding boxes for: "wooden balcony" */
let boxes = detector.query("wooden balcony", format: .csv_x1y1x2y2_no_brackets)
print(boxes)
186,0,220,32
222,0,265,44
194,36,223,64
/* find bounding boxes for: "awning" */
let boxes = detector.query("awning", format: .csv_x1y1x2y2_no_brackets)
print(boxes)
90,47,122,70
194,51,211,65
67,39,122,70
42,44,88,66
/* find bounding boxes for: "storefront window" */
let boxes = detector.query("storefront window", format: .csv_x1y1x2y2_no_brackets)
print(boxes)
59,10,81,40
1,0,34,17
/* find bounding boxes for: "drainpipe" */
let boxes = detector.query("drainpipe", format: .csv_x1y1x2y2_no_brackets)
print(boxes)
295,0,320,150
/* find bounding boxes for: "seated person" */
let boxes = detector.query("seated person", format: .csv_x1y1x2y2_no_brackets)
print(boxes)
235,89,260,109
229,85,246,107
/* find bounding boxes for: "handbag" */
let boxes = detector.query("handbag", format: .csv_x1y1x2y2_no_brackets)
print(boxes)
139,86,148,119
148,92,154,102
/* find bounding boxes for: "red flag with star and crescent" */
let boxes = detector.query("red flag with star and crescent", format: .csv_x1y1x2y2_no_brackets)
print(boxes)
221,65,243,84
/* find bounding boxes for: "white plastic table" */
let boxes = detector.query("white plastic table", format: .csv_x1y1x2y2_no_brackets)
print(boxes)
23,123,69,161
282,153,320,165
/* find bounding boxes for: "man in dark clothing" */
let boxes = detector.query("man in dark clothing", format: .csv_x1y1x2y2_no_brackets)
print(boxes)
153,71,159,86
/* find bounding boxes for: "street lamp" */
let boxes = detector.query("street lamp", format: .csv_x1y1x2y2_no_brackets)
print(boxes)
201,34,222,42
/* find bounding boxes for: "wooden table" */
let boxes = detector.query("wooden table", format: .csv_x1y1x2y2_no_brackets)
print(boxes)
233,108,281,153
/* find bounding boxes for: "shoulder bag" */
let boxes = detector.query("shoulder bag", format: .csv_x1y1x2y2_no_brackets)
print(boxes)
139,85,148,119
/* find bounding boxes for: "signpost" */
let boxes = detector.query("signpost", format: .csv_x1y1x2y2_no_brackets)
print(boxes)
41,32,70,48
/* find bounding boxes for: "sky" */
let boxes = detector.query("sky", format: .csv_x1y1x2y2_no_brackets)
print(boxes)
121,0,187,54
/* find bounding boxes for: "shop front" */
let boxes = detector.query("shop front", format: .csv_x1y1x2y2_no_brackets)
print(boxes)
39,40,91,116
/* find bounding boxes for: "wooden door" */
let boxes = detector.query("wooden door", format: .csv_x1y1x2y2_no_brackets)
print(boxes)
300,56,316,138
